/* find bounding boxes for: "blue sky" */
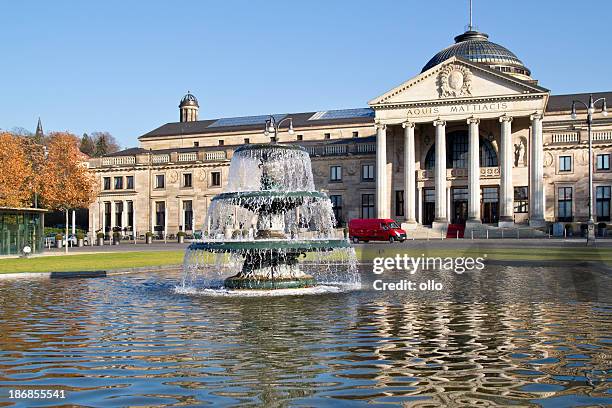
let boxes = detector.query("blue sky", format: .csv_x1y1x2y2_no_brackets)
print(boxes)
1,0,610,148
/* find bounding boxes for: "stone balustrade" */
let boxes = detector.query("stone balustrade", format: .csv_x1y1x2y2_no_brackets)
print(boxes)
551,132,579,144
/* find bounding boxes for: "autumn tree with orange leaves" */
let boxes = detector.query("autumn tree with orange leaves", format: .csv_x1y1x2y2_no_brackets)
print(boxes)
0,132,34,207
40,132,97,253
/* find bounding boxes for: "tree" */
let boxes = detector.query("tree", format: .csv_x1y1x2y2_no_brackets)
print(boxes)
0,132,33,207
91,131,120,157
79,133,95,156
40,132,97,253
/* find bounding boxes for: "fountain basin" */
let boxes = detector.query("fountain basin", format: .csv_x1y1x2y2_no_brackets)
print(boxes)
211,191,328,213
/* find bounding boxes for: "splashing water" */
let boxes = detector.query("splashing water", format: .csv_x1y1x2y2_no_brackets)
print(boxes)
178,143,359,295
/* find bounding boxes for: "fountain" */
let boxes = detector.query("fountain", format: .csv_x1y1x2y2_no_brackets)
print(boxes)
181,143,358,292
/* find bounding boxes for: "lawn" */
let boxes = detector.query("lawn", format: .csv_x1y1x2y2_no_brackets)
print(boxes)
0,251,185,273
0,245,610,274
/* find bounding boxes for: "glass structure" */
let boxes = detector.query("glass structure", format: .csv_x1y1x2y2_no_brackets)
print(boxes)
0,208,45,256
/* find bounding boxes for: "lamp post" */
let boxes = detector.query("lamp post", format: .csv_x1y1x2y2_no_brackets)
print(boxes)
570,94,608,244
263,115,295,142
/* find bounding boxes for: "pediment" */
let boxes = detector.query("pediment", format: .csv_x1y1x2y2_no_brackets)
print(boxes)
369,57,549,107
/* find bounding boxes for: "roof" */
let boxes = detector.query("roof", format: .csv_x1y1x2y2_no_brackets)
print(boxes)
546,91,612,113
421,30,530,77
103,147,149,157
139,108,376,139
137,91,610,142
0,207,48,213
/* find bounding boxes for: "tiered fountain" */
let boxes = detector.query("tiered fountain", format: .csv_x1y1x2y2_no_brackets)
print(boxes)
181,143,358,292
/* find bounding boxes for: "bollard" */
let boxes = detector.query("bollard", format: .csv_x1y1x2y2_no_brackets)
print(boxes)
456,230,459,239
486,230,489,240
471,230,474,240
501,229,504,239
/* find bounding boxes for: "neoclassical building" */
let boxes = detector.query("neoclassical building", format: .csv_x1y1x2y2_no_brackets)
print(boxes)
87,28,612,237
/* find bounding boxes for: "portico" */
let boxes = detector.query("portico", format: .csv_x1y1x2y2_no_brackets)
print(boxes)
369,57,549,229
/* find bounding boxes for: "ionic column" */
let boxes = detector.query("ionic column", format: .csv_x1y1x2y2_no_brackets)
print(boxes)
101,201,106,233
150,201,155,234
433,119,447,223
530,113,545,226
499,115,514,226
467,117,481,223
376,123,388,218
403,122,416,224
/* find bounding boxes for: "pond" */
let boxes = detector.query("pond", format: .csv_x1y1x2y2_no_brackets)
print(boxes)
0,265,610,407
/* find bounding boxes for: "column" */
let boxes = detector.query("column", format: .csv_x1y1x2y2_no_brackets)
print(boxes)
110,201,116,230
132,201,137,239
499,115,514,226
417,188,423,224
530,113,545,226
71,210,76,235
164,203,168,238
403,122,417,225
433,119,447,224
180,198,185,232
101,201,105,233
376,123,388,218
150,201,155,234
467,117,481,223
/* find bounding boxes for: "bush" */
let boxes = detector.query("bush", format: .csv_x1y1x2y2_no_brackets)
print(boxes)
177,231,186,237
112,231,121,241
145,231,153,238
76,232,85,240
97,232,105,239
55,234,63,241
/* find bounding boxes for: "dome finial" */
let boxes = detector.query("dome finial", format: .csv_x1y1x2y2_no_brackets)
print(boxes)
468,0,473,31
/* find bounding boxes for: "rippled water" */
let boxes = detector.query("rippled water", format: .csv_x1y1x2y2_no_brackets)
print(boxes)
0,265,610,407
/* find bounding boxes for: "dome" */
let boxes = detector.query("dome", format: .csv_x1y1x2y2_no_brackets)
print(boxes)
179,92,199,108
421,30,531,80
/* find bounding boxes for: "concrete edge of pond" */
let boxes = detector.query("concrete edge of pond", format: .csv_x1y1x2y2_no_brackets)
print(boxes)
0,265,183,280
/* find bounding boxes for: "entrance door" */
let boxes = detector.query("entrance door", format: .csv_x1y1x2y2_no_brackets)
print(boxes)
452,187,468,225
423,188,435,226
481,187,499,224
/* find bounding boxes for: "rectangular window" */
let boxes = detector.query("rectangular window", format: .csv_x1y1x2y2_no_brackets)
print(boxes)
114,176,123,190
597,154,610,171
244,138,250,144
155,201,165,231
104,202,111,232
218,140,224,146
361,194,375,219
395,190,405,217
330,195,343,226
211,171,221,187
557,186,573,221
330,165,342,182
126,176,134,190
183,173,192,188
361,164,375,181
127,201,134,228
324,133,331,139
297,135,303,141
103,177,111,190
155,174,165,189
115,201,123,228
352,131,359,138
559,155,572,172
183,200,193,230
194,141,199,147
596,186,611,221
514,186,528,213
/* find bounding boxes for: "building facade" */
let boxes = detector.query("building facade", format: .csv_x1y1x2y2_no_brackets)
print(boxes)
87,28,612,238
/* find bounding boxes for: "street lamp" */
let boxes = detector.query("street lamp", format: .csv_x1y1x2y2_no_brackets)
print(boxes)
570,94,608,244
263,115,294,142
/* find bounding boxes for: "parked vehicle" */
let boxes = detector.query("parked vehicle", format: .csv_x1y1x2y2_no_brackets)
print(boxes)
348,218,407,243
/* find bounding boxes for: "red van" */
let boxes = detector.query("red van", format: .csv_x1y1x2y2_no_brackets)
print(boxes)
348,219,407,243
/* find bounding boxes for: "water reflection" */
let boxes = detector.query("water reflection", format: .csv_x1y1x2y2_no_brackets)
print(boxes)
0,265,610,407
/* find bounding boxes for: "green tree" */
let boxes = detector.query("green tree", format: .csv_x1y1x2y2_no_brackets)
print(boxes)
91,131,119,157
79,133,95,156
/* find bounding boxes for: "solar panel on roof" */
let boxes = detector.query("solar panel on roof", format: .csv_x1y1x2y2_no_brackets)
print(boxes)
208,114,286,128
308,108,374,121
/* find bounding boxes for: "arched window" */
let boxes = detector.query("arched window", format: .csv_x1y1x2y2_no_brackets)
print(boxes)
424,131,498,169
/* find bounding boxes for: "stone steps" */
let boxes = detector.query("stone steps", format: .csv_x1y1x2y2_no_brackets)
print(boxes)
401,223,548,239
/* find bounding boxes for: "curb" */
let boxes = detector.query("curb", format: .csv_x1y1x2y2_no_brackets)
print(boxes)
0,264,183,280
